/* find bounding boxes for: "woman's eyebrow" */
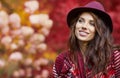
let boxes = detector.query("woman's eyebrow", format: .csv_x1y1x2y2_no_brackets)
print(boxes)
78,17,84,20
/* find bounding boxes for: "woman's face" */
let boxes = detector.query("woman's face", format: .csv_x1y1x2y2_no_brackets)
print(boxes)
75,12,96,42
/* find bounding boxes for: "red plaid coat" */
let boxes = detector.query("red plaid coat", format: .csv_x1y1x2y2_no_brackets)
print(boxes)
53,50,120,78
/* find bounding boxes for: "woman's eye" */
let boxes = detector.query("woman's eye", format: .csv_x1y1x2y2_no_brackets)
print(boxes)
78,18,83,23
90,22,95,26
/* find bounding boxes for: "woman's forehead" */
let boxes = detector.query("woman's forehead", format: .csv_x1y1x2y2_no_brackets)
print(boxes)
79,12,95,21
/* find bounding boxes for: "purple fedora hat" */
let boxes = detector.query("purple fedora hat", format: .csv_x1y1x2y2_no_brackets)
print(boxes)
67,1,113,32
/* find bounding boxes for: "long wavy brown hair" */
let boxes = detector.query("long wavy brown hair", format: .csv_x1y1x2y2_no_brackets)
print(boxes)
68,12,114,76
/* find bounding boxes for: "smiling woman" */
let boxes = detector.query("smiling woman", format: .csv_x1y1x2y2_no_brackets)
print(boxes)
53,1,120,78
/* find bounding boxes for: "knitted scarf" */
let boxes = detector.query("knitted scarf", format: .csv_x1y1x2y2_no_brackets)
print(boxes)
53,51,115,78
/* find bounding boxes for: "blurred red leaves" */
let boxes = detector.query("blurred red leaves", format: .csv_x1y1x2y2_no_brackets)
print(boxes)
46,0,120,52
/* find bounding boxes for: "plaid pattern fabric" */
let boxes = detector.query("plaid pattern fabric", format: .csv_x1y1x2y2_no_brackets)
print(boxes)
53,50,120,78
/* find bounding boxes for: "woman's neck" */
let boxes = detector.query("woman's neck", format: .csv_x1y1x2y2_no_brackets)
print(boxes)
79,41,88,62
79,41,88,53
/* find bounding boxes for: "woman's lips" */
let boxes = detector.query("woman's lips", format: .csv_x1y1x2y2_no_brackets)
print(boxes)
79,30,89,36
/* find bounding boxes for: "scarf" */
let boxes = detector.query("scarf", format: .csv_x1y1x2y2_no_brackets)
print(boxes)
59,51,115,78
59,51,85,78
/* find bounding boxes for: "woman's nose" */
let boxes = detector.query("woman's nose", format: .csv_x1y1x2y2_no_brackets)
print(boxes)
81,26,87,30
81,23,87,30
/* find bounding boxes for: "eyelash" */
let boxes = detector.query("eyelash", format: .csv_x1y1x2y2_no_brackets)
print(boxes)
78,19,83,23
90,22,95,26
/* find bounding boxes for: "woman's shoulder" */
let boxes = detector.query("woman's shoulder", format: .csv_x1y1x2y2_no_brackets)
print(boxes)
112,49,120,77
55,50,69,63
112,44,120,55
112,44,120,61
113,49,120,59
53,50,69,74
113,49,120,62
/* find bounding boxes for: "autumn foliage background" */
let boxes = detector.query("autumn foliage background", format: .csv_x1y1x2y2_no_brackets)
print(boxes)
0,0,120,78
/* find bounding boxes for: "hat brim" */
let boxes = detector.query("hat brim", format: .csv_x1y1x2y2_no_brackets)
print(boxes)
67,7,113,32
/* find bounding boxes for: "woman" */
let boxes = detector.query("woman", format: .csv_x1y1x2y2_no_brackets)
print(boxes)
53,1,120,78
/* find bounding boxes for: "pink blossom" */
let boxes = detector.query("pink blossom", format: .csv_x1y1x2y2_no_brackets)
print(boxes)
39,58,49,65
18,69,25,77
40,27,50,36
1,36,12,45
9,13,21,28
26,45,37,54
41,69,49,78
41,19,53,29
0,59,5,67
24,58,33,66
10,43,18,50
38,14,49,20
13,70,20,77
30,34,45,44
26,67,32,77
9,51,23,61
0,2,2,9
33,58,49,70
38,14,53,28
29,14,48,24
11,29,21,36
33,60,41,70
0,11,9,26
10,29,25,39
20,26,34,37
29,14,53,28
34,75,42,78
29,14,42,24
1,26,10,35
24,0,39,14
37,43,47,51
24,44,37,54
17,39,25,47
